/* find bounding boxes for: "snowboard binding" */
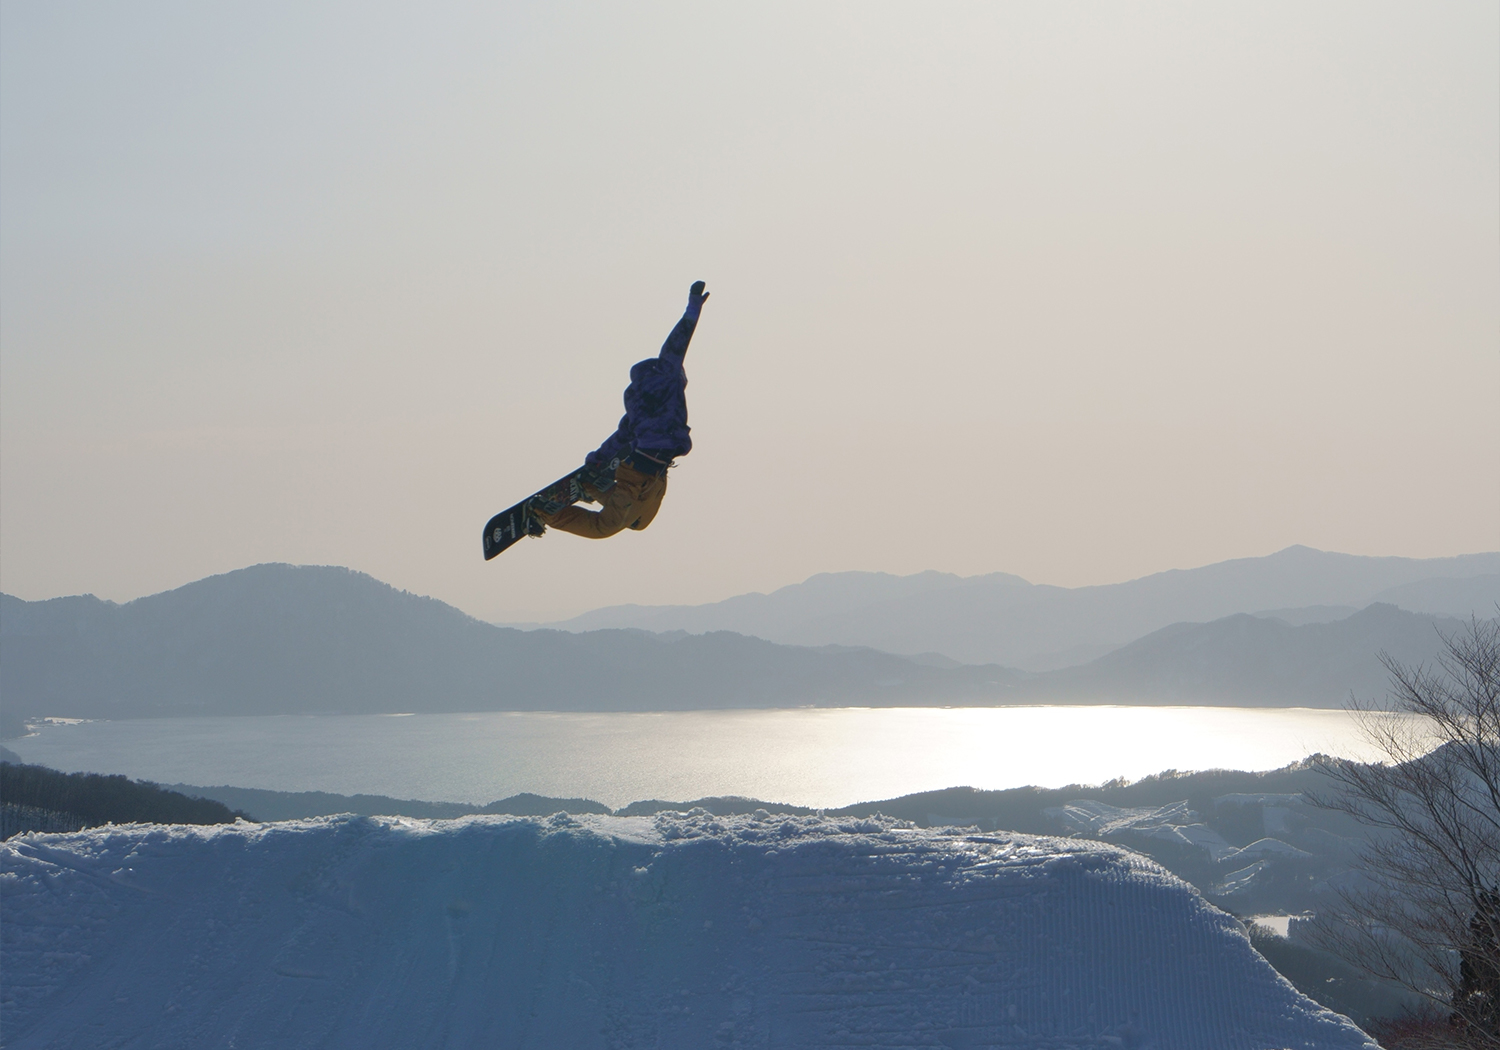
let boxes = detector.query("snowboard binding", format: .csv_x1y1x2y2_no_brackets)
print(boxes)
483,459,621,560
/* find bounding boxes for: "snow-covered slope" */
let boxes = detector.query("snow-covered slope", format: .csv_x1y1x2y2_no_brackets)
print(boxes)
1,813,1374,1049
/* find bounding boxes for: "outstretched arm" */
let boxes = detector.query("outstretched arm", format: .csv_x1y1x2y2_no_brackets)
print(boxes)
660,280,709,360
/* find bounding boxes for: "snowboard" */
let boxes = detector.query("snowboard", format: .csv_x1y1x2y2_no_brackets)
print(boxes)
482,465,615,561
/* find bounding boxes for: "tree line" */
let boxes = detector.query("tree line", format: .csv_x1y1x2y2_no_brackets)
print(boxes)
1,762,248,839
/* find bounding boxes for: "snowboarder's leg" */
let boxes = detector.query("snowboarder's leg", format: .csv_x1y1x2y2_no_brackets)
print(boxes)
535,464,667,539
623,472,666,531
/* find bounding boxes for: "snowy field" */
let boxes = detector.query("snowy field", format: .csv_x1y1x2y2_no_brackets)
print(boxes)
5,707,1390,809
2,812,1374,1049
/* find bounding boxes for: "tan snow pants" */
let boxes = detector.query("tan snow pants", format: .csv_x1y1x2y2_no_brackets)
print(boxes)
535,463,667,539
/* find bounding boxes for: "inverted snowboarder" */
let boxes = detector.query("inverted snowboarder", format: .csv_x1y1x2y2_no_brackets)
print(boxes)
482,280,708,560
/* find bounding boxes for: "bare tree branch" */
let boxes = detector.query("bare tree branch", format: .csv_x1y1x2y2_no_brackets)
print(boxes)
1310,617,1500,1046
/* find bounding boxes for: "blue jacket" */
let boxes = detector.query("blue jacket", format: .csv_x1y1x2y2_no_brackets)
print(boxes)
585,307,699,469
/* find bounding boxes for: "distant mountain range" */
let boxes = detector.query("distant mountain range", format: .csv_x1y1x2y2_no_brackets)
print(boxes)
1029,602,1469,705
1,555,1491,721
0,565,1020,721
525,545,1500,668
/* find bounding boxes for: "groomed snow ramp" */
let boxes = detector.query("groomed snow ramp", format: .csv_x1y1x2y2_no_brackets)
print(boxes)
2,812,1374,1049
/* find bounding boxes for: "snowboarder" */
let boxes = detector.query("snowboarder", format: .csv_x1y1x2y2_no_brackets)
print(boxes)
532,280,709,539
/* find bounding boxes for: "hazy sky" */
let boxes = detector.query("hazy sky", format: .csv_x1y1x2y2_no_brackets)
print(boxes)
3,2,1497,622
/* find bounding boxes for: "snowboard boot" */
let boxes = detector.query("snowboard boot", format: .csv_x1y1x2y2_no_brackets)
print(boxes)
522,501,548,536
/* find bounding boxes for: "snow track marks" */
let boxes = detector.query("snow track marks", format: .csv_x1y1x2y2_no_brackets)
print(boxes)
1,811,1375,1048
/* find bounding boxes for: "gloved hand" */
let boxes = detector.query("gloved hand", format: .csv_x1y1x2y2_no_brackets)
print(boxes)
687,280,709,317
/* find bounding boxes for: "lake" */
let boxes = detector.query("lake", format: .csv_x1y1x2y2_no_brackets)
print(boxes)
4,706,1397,810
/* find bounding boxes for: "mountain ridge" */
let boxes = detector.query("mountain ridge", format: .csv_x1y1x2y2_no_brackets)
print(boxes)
0,564,1025,720
530,546,1500,667
1031,602,1468,705
2,559,1489,719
